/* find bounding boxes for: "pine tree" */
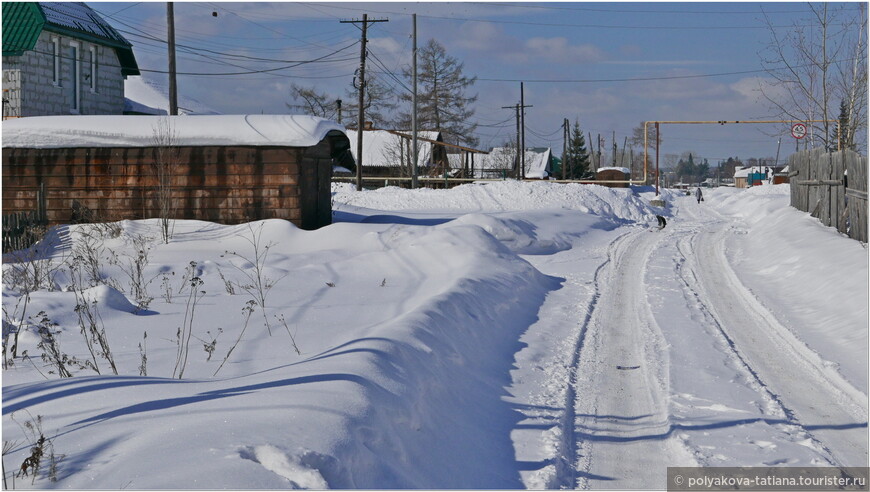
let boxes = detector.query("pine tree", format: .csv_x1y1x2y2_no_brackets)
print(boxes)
563,120,591,179
675,153,697,184
398,39,478,147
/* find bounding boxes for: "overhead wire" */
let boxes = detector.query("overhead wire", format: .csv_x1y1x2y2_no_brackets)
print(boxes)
464,2,813,15
291,3,821,31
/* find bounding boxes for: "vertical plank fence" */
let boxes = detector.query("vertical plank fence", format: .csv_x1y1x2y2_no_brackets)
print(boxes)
789,148,867,243
2,182,47,253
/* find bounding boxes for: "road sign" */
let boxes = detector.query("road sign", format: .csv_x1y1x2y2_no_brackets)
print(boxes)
791,123,807,139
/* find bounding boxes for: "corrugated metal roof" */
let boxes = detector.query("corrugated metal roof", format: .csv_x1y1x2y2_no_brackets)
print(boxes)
39,2,130,48
2,2,44,56
2,2,139,75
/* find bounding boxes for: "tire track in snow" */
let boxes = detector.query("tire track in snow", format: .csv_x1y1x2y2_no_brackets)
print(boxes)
548,230,626,489
678,204,868,467
561,227,689,489
671,232,839,465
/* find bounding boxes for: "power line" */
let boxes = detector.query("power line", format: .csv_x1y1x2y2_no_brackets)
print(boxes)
367,50,412,94
21,41,359,77
478,57,863,83
465,2,813,15
295,3,820,31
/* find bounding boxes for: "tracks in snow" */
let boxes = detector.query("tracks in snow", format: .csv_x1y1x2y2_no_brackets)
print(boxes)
676,205,868,467
544,202,867,489
553,228,686,489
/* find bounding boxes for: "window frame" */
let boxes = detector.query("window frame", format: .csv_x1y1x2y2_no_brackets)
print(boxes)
88,45,97,93
69,40,81,113
51,36,61,86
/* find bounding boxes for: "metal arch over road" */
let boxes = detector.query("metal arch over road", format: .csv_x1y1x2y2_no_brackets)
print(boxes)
643,119,841,194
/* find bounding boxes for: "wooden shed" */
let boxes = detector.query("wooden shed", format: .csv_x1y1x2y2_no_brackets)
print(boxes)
595,167,630,188
2,115,355,230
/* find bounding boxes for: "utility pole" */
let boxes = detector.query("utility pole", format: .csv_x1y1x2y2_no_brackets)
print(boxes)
596,133,602,172
514,104,520,177
411,13,418,189
501,103,521,177
341,14,388,191
612,131,617,167
588,132,595,170
503,84,533,180
621,137,628,167
774,137,781,167
655,122,661,195
562,118,568,180
167,2,178,115
520,82,533,179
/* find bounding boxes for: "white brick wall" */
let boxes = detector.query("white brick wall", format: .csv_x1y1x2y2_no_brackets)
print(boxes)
1,31,127,117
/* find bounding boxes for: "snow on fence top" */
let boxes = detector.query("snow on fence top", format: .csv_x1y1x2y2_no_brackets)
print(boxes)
2,114,345,149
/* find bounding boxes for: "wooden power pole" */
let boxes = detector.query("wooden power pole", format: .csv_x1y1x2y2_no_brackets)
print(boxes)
167,2,178,115
341,14,388,191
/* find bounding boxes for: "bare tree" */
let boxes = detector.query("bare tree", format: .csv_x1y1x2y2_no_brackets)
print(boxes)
152,118,176,244
343,75,397,129
397,39,478,148
380,135,419,177
630,121,662,152
287,83,341,121
487,142,518,179
760,3,868,151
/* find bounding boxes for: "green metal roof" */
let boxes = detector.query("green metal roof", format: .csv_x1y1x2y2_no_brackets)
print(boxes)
2,2,44,56
2,2,139,76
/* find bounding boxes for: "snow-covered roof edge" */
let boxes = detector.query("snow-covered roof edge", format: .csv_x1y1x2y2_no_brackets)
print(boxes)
2,115,346,148
596,167,630,173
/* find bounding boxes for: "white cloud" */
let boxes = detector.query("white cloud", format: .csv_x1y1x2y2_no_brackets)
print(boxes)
523,37,605,64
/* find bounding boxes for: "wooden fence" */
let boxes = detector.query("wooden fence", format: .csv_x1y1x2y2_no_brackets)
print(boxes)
789,148,868,243
1,182,46,253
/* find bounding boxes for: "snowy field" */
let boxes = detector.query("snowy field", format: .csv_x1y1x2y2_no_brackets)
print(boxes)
2,181,867,489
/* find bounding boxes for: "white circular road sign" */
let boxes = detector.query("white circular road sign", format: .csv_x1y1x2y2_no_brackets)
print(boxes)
791,123,807,139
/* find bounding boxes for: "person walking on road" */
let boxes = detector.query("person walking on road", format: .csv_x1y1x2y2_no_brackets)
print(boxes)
695,187,703,204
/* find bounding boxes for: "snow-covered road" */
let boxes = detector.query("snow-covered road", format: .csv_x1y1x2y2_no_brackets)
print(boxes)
3,182,865,489
510,190,868,489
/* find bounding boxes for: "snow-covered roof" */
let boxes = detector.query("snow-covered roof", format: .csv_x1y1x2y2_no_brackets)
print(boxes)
123,76,220,116
345,130,441,168
523,148,552,179
733,166,769,178
2,115,346,148
597,167,630,174
449,147,552,178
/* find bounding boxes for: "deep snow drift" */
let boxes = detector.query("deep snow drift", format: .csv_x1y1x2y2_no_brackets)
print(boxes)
2,181,867,489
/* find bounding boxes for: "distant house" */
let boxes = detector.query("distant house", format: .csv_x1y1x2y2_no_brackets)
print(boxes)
523,147,555,179
451,147,555,179
2,115,354,230
2,2,140,118
734,166,773,188
343,130,448,177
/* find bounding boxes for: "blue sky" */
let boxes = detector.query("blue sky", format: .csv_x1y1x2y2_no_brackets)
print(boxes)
96,2,866,165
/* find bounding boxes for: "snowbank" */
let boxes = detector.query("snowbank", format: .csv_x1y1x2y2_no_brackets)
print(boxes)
2,215,556,488
333,180,675,224
707,184,869,391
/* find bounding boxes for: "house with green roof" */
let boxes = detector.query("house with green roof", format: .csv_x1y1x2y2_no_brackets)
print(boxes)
2,2,139,118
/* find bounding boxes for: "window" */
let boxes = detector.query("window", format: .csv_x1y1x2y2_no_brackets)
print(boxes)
69,41,80,113
88,46,97,92
51,36,61,86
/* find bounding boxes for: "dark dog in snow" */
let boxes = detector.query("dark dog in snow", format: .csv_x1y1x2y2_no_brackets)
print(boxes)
656,215,667,229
